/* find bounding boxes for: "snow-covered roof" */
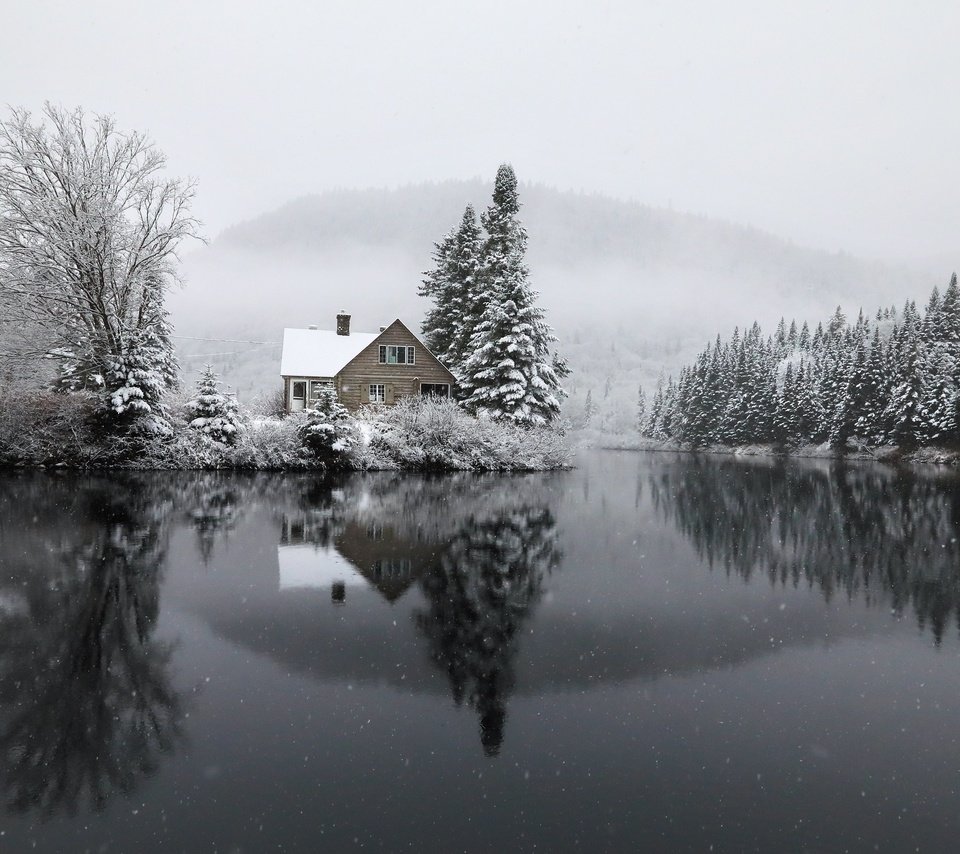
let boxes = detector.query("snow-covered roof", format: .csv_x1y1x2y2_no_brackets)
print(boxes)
280,327,380,377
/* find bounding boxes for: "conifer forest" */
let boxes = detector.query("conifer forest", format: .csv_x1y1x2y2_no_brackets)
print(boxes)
644,275,960,449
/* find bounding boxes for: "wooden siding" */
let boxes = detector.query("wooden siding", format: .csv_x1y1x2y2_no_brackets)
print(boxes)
335,320,456,411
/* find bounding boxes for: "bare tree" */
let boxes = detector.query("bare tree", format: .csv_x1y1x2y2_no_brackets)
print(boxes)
0,104,200,427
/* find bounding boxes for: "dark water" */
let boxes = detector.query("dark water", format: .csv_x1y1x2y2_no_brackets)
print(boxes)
1,452,960,852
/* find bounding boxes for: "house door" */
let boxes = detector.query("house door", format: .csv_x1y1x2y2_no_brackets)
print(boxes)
291,380,307,411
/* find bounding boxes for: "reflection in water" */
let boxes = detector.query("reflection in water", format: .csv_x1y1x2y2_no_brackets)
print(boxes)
182,473,244,565
278,474,562,753
416,506,560,756
650,456,960,644
0,477,184,817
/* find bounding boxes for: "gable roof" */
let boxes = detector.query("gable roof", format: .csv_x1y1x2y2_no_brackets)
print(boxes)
280,327,380,377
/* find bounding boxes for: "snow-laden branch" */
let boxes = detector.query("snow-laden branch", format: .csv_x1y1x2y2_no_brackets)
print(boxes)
0,104,202,426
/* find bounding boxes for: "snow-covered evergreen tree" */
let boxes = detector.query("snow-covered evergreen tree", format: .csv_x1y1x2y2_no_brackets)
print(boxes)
583,389,597,426
419,204,481,374
298,387,354,466
187,365,242,444
460,165,568,426
651,275,960,450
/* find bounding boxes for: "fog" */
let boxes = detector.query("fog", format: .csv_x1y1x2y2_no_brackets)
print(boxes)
4,1,960,412
5,0,960,261
168,182,936,403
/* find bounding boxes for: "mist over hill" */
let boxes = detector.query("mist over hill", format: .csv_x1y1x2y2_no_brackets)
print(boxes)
169,181,937,422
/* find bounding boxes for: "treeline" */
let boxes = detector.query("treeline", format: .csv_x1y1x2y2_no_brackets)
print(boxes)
644,275,960,448
649,456,960,644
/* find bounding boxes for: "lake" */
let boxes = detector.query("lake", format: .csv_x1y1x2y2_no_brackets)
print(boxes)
1,451,960,852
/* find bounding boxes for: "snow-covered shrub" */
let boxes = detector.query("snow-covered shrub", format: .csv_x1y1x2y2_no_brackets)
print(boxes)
133,412,310,470
360,396,569,471
298,388,356,468
0,390,103,466
186,366,242,444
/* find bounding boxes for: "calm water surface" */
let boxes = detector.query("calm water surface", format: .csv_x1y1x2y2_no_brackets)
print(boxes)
1,451,960,852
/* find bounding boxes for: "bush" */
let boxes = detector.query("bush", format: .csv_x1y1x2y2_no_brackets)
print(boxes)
185,366,243,444
135,414,311,470
0,391,569,472
0,390,105,466
356,396,570,471
298,389,357,468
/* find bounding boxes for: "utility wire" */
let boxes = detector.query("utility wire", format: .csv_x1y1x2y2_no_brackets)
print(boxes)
171,334,281,345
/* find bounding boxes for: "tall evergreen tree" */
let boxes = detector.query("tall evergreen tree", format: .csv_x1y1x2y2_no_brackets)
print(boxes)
460,165,568,425
419,204,481,375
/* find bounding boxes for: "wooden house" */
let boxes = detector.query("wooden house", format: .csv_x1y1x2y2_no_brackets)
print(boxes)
280,313,456,413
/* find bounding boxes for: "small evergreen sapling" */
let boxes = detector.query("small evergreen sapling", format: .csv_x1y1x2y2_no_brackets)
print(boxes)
187,365,242,444
298,387,354,465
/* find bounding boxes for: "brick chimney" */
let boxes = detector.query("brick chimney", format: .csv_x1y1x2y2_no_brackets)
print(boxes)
336,312,351,336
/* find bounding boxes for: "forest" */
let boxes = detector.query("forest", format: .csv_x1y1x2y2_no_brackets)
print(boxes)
644,275,960,450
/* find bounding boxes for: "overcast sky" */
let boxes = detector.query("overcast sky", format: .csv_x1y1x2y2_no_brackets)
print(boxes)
3,0,959,262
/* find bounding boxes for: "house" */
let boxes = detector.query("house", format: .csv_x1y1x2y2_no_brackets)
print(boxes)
278,512,437,604
280,313,457,413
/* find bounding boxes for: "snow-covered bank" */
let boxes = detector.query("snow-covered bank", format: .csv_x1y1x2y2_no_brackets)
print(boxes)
578,432,960,467
0,394,570,472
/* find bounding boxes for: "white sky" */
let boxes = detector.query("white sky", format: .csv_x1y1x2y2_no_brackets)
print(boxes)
3,0,959,261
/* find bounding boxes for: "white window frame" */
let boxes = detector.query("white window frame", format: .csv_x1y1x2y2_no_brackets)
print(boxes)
379,345,415,365
368,383,386,403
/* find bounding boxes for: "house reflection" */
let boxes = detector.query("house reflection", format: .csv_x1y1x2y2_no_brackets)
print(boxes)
274,478,561,756
278,513,439,604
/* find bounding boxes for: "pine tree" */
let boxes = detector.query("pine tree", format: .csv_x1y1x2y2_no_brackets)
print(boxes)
419,226,457,356
420,205,482,376
884,335,928,447
645,382,665,439
773,362,795,445
187,365,242,444
298,387,354,465
460,165,568,425
583,389,597,426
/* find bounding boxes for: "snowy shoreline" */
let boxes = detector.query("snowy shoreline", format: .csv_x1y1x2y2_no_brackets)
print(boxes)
0,396,572,473
584,436,960,467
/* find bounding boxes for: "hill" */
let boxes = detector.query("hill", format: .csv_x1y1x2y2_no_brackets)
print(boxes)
168,181,935,423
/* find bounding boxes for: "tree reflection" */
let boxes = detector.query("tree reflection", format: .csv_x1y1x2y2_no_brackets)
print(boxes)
182,473,244,565
0,477,183,817
276,473,565,755
649,457,960,644
416,504,561,756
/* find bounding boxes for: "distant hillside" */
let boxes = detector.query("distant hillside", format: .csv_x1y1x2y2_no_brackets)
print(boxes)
168,181,936,410
214,180,918,300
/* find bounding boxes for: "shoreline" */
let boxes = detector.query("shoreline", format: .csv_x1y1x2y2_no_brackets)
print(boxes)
584,437,960,468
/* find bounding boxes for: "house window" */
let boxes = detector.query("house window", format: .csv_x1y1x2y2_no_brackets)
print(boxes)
379,345,415,365
369,384,385,403
372,558,412,579
420,383,450,398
